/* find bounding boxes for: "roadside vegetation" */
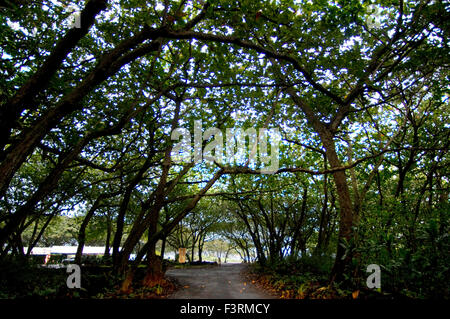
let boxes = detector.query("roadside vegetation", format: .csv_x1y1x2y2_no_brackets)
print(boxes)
0,0,448,299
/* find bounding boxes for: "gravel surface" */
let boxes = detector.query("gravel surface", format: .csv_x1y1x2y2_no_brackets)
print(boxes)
166,263,274,299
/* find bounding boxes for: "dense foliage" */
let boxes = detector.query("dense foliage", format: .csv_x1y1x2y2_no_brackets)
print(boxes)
0,0,448,298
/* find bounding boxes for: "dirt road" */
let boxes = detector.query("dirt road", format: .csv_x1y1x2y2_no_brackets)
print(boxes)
166,263,274,299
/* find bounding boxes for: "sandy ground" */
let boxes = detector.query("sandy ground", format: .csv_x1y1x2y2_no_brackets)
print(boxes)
166,263,274,299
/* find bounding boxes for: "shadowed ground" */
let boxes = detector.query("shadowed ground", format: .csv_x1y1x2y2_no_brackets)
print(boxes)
166,263,274,299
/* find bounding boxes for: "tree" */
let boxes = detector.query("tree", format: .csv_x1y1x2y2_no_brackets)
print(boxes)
0,0,447,296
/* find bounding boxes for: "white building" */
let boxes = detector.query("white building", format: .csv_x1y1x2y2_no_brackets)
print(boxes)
23,246,114,256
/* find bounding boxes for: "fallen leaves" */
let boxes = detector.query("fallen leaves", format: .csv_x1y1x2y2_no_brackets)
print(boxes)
100,278,178,299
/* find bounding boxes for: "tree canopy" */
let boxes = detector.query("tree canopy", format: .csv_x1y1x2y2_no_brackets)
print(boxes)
0,0,448,298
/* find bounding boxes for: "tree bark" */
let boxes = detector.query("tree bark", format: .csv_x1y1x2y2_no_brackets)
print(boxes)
0,36,162,200
322,138,355,283
120,168,224,289
104,214,112,258
0,0,108,156
284,86,356,283
112,154,155,266
142,218,164,287
75,197,103,265
315,155,329,255
0,111,132,249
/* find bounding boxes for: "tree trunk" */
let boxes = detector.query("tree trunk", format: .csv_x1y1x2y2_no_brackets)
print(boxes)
142,242,164,287
142,206,164,287
191,238,196,262
25,213,55,257
291,187,308,257
198,233,205,262
112,189,133,266
284,85,356,283
316,157,329,255
104,214,112,258
0,32,163,201
119,168,224,288
0,108,127,250
323,139,355,283
112,155,155,266
75,198,102,264
118,167,223,271
160,236,166,260
0,0,108,157
26,219,40,256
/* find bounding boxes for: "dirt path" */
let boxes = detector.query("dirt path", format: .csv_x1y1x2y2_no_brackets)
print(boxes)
166,263,274,299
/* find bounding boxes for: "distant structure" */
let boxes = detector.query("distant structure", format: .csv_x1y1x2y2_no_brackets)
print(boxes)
23,246,113,256
23,246,176,264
